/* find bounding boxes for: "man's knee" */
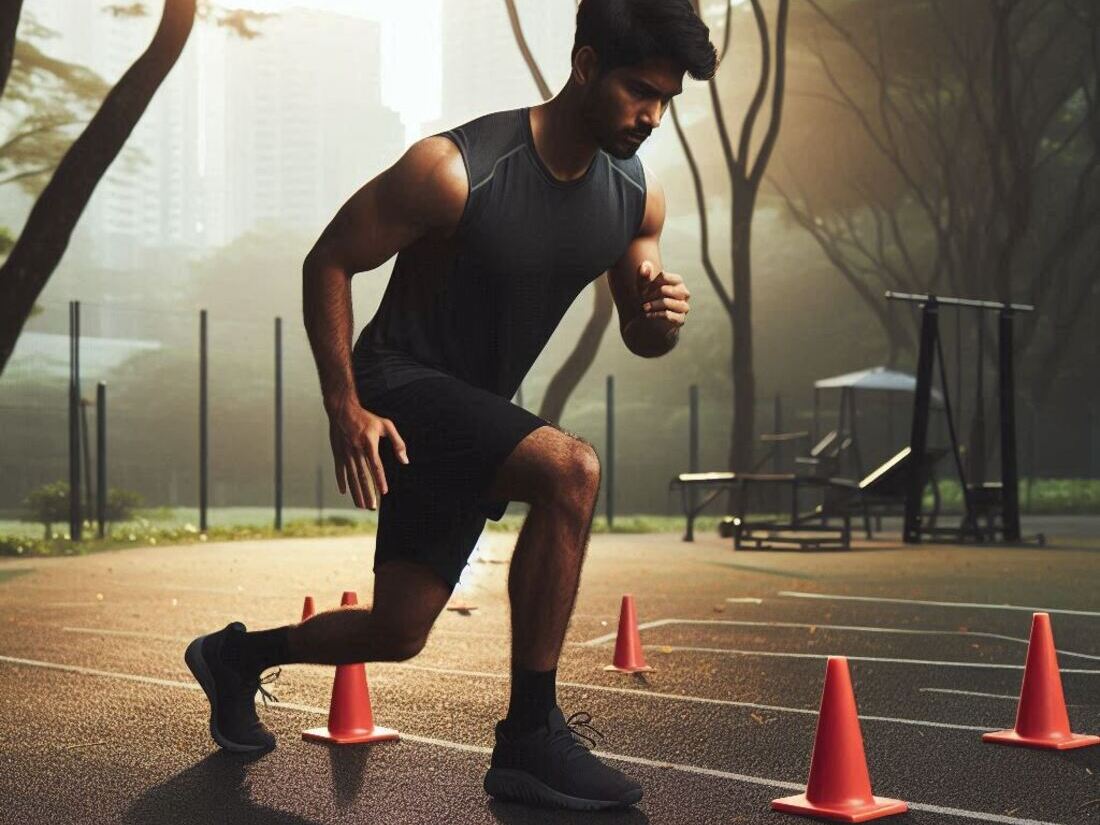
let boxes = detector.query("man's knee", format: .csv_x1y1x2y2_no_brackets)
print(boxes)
371,622,430,661
486,425,600,506
536,436,600,510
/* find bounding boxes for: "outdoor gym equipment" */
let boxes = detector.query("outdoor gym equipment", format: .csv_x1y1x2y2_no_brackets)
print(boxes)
885,291,1042,546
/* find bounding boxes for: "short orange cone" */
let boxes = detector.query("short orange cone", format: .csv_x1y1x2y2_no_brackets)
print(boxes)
301,595,315,621
772,657,907,822
982,612,1099,750
302,591,399,745
603,594,653,673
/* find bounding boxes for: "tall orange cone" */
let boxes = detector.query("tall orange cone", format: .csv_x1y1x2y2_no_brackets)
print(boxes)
302,591,399,745
772,657,907,822
301,595,315,621
603,594,653,673
982,612,1099,750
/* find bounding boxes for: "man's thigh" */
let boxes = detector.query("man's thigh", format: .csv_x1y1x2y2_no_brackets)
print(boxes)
480,422,598,507
369,560,452,636
367,374,551,585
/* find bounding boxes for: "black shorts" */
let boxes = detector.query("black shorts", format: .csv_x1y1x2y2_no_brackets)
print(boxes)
356,374,551,590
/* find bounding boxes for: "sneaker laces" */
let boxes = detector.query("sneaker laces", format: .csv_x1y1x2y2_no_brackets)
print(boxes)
249,667,282,708
557,710,604,752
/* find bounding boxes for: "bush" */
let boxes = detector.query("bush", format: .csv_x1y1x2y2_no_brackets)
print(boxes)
20,481,144,539
21,481,70,539
105,488,143,525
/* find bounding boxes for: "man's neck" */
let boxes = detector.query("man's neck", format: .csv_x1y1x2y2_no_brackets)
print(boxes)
529,87,600,183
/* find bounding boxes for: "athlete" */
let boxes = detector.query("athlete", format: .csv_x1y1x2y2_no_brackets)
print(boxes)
186,0,716,811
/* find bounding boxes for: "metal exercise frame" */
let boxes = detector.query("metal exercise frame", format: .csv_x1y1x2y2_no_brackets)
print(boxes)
885,291,1033,545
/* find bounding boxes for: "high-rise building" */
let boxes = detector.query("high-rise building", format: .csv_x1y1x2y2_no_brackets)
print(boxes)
221,8,405,242
17,3,403,269
428,0,575,134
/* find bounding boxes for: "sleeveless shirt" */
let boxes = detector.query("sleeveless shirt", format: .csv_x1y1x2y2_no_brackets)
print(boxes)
351,106,647,403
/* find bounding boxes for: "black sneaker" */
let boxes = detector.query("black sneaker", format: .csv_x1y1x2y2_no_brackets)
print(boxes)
184,621,279,754
484,706,643,810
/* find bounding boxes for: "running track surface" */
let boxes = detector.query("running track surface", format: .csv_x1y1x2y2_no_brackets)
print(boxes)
1,520,1097,824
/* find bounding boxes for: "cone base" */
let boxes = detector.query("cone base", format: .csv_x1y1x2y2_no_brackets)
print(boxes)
982,728,1100,750
302,725,399,745
603,663,653,673
771,793,908,822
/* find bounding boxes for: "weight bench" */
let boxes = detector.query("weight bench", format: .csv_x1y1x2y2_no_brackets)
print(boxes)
668,472,854,550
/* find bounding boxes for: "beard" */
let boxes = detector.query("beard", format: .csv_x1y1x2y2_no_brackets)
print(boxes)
580,91,643,159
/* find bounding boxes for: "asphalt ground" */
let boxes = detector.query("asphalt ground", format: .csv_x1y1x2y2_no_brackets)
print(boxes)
0,519,1097,824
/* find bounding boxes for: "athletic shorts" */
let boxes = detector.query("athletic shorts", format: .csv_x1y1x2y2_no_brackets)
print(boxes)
355,374,551,590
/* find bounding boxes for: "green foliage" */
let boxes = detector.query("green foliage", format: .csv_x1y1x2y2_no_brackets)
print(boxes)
0,516,377,557
2,478,1099,558
930,478,1100,516
20,481,144,539
20,480,69,538
0,226,14,256
105,488,142,523
4,23,118,198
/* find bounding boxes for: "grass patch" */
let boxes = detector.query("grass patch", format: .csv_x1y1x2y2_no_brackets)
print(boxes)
0,516,377,558
0,512,732,558
0,568,33,584
2,478,1096,559
931,478,1100,515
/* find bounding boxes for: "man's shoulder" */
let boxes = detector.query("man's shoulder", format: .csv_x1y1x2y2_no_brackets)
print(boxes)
605,152,647,196
433,108,528,190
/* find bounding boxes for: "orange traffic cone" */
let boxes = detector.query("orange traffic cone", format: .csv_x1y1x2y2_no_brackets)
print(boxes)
772,657,907,822
982,612,1099,750
302,591,399,745
603,594,653,673
301,595,315,621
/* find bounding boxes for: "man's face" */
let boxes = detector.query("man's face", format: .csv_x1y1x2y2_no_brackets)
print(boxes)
580,55,684,159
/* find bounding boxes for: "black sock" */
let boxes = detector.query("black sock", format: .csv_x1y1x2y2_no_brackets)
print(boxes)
221,625,292,678
504,665,557,736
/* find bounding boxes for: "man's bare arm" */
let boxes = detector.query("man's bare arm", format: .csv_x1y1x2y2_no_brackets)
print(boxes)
302,136,467,415
606,162,687,358
302,136,466,510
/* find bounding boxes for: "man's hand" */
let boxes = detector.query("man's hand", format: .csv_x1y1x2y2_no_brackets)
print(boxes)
636,260,689,339
328,401,409,510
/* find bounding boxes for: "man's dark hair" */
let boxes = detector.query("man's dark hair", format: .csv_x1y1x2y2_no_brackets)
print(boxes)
573,0,718,82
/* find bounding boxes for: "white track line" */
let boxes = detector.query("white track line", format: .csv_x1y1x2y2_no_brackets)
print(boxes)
777,591,1100,618
55,626,998,732
725,598,764,604
594,620,1100,664
584,618,1100,661
640,645,1100,674
394,663,996,732
584,619,678,645
920,688,1023,701
0,654,1066,825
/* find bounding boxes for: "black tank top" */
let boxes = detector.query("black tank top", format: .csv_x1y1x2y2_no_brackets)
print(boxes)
352,106,647,403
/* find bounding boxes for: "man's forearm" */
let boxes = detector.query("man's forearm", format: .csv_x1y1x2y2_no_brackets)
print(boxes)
303,256,357,414
624,316,680,358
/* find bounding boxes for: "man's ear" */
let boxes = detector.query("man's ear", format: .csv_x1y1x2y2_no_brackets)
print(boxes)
572,45,600,86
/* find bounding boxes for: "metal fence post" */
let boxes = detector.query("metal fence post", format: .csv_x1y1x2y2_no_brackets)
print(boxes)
606,375,614,528
96,382,106,539
69,300,82,542
275,317,283,531
199,309,208,533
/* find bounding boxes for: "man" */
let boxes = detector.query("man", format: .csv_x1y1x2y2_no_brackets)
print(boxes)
186,0,716,811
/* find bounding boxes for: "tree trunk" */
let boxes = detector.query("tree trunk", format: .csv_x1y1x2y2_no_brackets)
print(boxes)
538,278,614,424
0,0,197,376
0,0,23,100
